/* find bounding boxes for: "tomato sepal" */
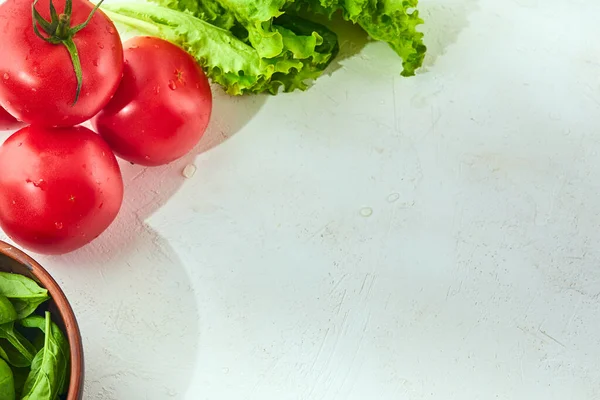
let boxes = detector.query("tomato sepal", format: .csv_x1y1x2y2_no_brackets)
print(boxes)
31,0,104,105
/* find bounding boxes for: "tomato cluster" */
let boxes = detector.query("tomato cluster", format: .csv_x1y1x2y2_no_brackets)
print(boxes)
0,0,212,255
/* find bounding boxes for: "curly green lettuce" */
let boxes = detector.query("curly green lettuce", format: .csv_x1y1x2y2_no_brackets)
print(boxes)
292,0,426,76
103,2,339,95
102,0,426,95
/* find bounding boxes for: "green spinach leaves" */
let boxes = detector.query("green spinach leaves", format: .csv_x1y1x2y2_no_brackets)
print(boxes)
0,272,70,399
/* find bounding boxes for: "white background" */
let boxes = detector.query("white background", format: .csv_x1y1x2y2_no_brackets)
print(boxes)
2,0,600,398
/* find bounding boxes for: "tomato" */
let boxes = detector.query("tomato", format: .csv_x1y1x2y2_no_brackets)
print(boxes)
92,36,212,166
0,107,23,131
0,125,124,255
0,0,123,127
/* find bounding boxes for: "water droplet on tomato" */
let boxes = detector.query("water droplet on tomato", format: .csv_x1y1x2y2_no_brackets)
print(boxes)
154,86,160,94
55,222,63,230
98,42,104,49
31,88,36,92
154,45,159,49
93,59,98,67
168,80,177,90
106,26,115,34
130,44,138,49
99,202,104,209
2,73,8,80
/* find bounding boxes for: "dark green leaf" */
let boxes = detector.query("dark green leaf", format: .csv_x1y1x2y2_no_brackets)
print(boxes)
0,323,36,368
9,298,48,321
0,273,48,299
0,295,17,325
19,313,70,399
0,339,33,368
0,357,15,400
11,367,28,398
0,272,49,321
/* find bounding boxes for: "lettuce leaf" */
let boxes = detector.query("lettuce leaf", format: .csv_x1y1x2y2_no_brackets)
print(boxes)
291,0,426,76
152,0,236,29
102,0,425,95
103,2,338,95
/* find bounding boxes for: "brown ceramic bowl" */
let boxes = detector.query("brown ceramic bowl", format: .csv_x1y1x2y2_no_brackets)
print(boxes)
0,240,84,399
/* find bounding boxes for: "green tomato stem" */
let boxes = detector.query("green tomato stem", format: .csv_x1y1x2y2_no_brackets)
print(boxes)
31,0,105,106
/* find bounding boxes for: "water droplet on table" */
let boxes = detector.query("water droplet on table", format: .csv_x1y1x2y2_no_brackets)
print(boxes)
183,164,196,179
360,207,373,217
387,193,400,203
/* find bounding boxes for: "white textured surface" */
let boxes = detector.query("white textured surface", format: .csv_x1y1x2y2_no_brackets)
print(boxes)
2,0,600,398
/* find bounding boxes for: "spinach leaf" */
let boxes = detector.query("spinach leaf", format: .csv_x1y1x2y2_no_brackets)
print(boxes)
0,273,48,299
10,298,49,321
19,313,70,399
0,273,49,320
0,357,15,400
10,367,28,398
0,295,17,325
0,323,36,367
0,340,33,368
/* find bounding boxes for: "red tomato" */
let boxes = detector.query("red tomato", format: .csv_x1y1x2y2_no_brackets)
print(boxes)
93,36,212,166
0,0,123,127
0,107,23,131
0,125,124,255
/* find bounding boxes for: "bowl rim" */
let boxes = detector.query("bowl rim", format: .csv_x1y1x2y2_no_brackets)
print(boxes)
0,240,84,399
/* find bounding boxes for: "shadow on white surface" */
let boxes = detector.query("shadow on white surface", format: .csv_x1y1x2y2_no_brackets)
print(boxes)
321,14,370,75
419,0,480,69
0,219,200,398
0,88,267,398
61,230,198,399
48,89,266,398
80,88,266,261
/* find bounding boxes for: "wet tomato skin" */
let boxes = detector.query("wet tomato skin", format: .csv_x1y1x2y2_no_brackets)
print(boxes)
0,125,124,255
93,36,212,166
0,0,123,127
0,107,23,131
